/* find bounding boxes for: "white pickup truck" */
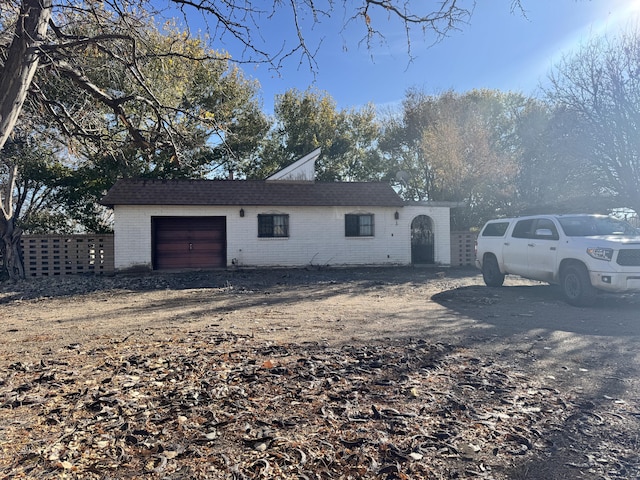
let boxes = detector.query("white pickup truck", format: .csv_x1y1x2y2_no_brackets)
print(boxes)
475,214,640,306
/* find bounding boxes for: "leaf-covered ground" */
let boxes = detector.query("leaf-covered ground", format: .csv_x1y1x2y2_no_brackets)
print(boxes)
2,331,639,479
1,268,639,478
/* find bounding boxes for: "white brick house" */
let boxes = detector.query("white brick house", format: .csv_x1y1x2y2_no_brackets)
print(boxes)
101,150,453,272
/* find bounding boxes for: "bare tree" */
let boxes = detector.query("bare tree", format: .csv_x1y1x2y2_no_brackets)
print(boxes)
545,26,640,216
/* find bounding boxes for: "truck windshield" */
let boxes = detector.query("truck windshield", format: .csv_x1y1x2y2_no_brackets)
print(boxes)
558,216,639,237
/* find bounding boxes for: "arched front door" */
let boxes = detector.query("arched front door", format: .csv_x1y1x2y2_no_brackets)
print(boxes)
411,215,435,264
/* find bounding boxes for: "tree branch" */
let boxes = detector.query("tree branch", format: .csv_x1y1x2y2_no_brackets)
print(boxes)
0,0,52,152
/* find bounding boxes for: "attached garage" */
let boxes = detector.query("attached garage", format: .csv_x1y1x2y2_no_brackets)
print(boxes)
100,150,454,272
152,216,226,270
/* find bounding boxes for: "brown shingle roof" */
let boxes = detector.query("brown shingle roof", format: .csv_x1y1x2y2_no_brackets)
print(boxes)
100,179,405,208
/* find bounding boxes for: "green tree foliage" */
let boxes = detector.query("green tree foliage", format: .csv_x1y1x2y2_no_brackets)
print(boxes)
1,4,271,277
378,89,435,201
380,89,522,228
248,88,382,181
1,0,489,155
10,145,76,234
28,18,267,177
11,15,267,235
0,136,77,278
545,26,640,216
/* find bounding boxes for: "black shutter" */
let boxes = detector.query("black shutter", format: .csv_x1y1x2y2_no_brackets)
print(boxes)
345,214,359,236
258,215,273,237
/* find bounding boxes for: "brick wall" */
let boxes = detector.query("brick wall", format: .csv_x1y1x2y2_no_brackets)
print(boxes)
402,205,452,266
450,231,477,267
20,234,114,277
114,204,456,270
115,204,413,270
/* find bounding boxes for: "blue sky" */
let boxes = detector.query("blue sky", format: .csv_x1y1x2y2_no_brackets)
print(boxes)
205,0,640,114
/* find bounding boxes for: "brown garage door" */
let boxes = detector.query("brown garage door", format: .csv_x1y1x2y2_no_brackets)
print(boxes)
152,216,226,270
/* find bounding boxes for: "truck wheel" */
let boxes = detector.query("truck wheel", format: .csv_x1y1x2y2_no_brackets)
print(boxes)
560,264,596,307
482,254,505,287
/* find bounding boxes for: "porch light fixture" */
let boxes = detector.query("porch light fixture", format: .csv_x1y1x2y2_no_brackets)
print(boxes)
394,211,400,220
240,208,245,217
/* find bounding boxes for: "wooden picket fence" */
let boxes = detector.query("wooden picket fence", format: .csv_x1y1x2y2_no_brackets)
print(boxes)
20,234,115,277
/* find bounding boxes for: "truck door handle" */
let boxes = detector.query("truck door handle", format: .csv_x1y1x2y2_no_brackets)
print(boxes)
528,243,535,247
504,242,510,246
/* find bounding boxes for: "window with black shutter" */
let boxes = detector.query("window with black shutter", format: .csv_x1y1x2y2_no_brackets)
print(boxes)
345,214,374,237
258,214,289,237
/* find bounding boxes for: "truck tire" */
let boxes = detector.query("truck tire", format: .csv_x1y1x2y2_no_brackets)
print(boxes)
560,263,597,307
482,254,505,287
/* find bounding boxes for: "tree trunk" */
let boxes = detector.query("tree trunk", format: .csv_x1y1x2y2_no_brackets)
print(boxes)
0,162,25,280
0,0,52,152
0,218,24,281
0,0,48,279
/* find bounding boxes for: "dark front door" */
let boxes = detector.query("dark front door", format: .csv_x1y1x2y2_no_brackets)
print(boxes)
153,216,226,270
411,215,435,264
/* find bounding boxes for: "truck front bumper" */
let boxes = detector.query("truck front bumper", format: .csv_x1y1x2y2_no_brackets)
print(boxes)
589,270,640,293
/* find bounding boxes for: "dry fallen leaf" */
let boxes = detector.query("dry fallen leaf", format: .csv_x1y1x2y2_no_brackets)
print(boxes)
1,332,638,479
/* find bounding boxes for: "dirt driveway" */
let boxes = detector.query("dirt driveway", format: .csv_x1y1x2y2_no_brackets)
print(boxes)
1,267,639,478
